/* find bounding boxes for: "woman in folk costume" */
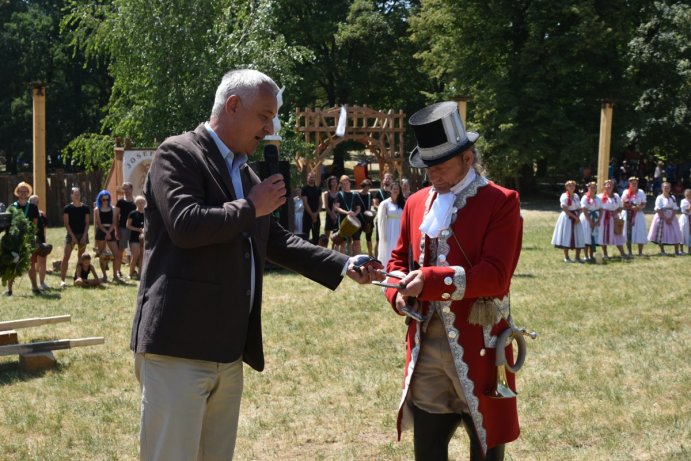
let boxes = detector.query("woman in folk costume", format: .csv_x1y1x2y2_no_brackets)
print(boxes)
597,179,628,260
551,180,585,262
579,182,601,261
648,181,683,255
383,102,523,461
679,189,691,254
376,181,405,269
621,176,648,256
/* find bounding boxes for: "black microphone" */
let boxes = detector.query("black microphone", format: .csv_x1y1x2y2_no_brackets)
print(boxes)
263,144,280,177
262,142,289,229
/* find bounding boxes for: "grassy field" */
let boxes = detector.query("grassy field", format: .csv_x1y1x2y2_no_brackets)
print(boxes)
1,208,689,460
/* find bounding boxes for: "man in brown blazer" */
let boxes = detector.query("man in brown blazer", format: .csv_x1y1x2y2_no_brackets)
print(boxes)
130,69,379,461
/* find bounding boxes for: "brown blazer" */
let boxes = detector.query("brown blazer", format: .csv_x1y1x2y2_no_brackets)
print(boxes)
130,125,348,371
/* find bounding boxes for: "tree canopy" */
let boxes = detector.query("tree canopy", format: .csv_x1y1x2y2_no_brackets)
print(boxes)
62,0,310,144
1,0,688,189
626,1,690,159
0,0,111,174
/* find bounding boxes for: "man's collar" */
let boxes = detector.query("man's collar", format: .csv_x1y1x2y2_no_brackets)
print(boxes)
204,122,249,170
204,122,231,161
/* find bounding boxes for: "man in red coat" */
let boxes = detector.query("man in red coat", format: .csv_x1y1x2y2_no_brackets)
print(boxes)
384,101,523,460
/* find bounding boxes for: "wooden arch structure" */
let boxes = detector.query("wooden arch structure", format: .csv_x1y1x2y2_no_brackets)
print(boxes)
294,105,405,184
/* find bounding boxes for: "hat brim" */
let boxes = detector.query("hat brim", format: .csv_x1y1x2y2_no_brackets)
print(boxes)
409,132,479,168
13,183,33,196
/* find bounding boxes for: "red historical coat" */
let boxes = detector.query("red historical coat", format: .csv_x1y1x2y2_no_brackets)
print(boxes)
385,174,523,455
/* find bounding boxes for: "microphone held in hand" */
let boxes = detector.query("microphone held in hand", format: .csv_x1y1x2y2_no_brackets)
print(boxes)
245,143,287,218
263,144,280,176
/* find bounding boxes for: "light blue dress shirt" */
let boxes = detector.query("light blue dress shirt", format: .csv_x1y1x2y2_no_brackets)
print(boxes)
204,122,256,310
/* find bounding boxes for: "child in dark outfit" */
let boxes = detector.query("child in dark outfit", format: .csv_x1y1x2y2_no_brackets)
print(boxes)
74,253,101,288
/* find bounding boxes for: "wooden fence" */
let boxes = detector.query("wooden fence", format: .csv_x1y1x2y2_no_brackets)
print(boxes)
0,171,104,226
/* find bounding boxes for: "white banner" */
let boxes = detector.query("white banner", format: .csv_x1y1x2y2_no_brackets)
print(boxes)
123,150,156,197
336,105,347,137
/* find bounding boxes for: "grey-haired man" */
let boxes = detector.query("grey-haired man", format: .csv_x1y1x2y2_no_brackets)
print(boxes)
130,69,380,460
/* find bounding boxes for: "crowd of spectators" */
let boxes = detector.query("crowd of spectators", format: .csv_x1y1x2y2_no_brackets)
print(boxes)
3,181,144,296
580,157,691,198
294,171,416,268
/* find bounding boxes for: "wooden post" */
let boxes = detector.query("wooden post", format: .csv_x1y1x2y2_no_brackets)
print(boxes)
20,352,57,373
456,96,469,124
0,330,19,346
32,82,47,207
105,143,124,199
597,101,614,191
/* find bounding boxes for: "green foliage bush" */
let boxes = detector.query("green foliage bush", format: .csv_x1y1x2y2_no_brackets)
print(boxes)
0,208,35,286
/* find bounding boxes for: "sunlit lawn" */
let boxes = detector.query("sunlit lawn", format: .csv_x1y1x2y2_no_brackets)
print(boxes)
1,207,689,460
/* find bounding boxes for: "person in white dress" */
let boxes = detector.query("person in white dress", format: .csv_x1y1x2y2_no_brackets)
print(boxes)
648,181,683,255
621,176,648,256
376,181,404,269
551,180,585,262
293,186,304,235
579,182,601,261
679,189,691,254
597,179,628,260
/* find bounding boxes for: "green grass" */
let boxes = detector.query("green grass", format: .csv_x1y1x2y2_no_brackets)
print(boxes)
1,210,690,460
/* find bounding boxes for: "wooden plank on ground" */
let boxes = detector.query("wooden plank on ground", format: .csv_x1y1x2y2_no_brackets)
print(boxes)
0,315,71,331
0,337,105,357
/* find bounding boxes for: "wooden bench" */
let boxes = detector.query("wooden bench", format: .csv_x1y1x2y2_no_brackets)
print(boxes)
0,315,105,372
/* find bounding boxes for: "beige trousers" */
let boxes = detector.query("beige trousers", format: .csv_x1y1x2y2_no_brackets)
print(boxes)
135,353,244,461
410,313,469,415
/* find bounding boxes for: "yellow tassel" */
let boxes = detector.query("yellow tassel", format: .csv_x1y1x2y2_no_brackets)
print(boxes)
468,298,499,326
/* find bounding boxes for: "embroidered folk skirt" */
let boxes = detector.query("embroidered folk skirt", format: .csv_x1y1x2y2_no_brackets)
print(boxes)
552,211,585,249
648,210,682,244
623,209,648,244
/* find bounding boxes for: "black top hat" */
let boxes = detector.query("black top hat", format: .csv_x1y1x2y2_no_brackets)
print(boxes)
408,101,479,168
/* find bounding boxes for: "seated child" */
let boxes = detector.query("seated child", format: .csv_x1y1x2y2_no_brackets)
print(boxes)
74,253,102,287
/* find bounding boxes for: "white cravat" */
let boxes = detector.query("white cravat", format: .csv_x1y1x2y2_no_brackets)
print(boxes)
419,168,476,238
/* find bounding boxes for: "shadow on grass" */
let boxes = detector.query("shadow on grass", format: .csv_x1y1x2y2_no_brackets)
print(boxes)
521,245,540,251
35,291,62,300
513,273,535,278
4,291,62,300
0,360,66,386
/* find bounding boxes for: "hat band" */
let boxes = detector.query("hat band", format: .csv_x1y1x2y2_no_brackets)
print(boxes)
442,109,464,145
417,141,464,161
